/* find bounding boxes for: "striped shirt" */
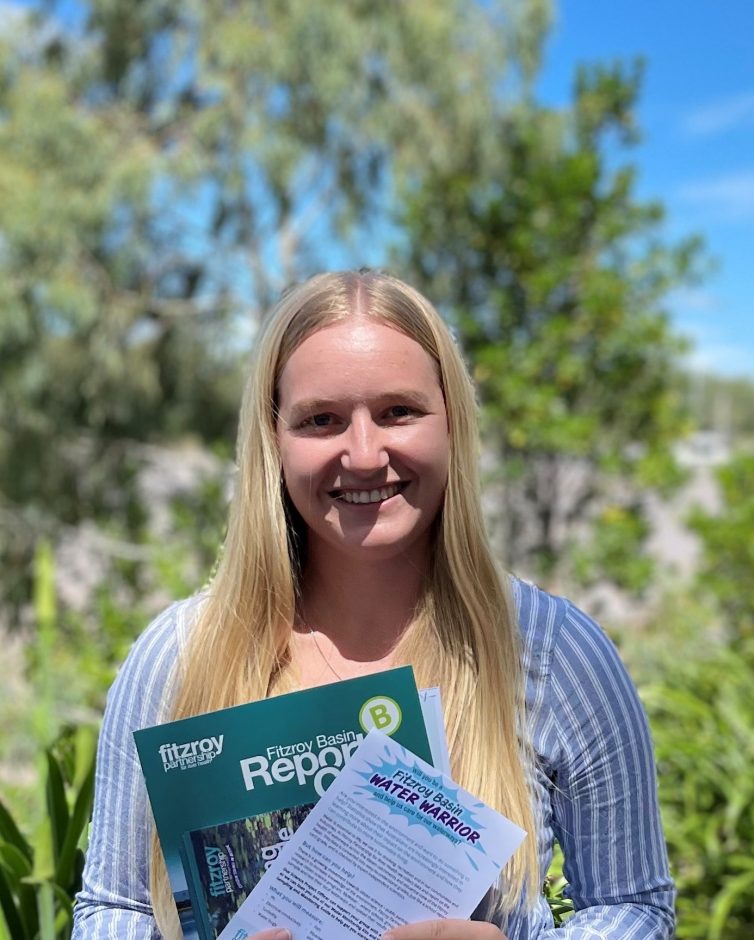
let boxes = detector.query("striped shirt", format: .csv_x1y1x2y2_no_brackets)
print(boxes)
72,578,675,939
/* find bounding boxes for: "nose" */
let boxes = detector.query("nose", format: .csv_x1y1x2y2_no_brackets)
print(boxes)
341,411,389,473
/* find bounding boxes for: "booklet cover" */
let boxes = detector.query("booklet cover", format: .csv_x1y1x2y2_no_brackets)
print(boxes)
218,729,527,940
133,667,434,940
179,689,449,940
181,802,316,939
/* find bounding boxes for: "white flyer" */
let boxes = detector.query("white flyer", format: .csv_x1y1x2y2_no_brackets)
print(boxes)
218,729,526,940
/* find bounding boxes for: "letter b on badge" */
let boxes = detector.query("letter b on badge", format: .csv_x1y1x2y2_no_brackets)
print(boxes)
359,696,402,736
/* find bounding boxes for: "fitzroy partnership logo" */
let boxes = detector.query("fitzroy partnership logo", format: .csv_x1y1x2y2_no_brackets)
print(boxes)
159,735,224,772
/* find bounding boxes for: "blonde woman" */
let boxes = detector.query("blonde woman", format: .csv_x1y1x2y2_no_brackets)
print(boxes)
73,271,674,940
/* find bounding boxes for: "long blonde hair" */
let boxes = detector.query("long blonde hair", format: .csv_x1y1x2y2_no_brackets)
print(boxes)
150,271,538,935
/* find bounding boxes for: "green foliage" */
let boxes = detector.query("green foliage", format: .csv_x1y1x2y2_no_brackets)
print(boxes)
688,452,754,643
402,58,703,585
543,844,574,927
570,502,654,593
617,583,754,940
1,541,133,828
26,498,222,725
642,453,754,938
151,475,229,598
0,0,530,615
640,638,754,939
0,727,97,940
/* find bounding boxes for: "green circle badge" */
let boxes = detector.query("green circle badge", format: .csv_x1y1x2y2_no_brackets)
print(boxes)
358,695,403,736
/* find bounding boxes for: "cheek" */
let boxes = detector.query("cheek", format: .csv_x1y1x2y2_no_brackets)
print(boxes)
280,444,307,490
410,427,450,481
279,440,330,500
277,438,301,493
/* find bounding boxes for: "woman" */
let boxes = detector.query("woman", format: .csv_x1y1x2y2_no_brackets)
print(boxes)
73,271,674,939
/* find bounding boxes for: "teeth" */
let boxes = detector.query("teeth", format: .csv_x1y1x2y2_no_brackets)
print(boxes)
340,484,401,504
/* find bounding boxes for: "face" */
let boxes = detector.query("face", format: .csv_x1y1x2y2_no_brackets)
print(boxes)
276,318,450,566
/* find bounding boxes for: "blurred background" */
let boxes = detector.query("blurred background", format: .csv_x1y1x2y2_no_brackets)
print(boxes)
0,1,752,937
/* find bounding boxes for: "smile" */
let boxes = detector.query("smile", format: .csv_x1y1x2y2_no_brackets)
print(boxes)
331,482,407,505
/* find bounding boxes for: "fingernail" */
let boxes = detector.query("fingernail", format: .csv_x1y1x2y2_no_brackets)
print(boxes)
381,934,395,940
273,931,292,940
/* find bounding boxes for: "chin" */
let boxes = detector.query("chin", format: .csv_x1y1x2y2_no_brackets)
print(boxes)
329,528,432,562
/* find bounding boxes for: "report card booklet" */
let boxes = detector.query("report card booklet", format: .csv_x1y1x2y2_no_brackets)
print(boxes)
133,667,435,940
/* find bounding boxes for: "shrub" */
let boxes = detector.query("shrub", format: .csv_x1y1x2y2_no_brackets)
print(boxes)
688,452,754,643
641,638,754,939
0,726,96,940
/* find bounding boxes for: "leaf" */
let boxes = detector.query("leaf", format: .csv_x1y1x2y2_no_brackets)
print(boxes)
0,842,32,882
51,883,73,935
27,816,54,885
45,751,70,867
36,881,55,940
0,907,11,940
71,727,97,795
55,748,95,889
0,800,32,863
17,885,36,940
727,854,754,873
709,869,754,940
0,863,27,940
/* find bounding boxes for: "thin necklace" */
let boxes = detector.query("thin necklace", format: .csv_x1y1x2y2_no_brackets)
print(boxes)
299,607,396,682
305,621,345,681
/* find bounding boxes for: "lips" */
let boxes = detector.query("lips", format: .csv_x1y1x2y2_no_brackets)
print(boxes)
329,482,408,505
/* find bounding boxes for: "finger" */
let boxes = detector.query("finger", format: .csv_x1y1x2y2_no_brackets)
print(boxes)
250,930,292,940
382,920,505,940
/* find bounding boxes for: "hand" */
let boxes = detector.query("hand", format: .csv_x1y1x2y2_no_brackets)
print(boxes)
247,930,292,940
382,920,506,940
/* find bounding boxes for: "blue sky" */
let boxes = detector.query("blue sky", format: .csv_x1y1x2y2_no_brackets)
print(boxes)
537,0,754,379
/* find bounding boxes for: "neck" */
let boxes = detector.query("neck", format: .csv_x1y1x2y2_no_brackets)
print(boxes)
298,541,429,663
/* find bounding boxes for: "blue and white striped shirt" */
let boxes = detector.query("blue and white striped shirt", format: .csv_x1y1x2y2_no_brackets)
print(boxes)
72,578,674,939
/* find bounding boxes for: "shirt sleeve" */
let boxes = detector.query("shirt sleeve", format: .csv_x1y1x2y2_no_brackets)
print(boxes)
72,602,186,940
537,601,675,939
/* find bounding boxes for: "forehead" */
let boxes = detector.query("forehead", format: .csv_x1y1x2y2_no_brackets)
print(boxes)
277,319,442,404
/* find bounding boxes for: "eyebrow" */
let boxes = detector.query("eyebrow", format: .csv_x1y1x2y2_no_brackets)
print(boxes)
283,389,436,423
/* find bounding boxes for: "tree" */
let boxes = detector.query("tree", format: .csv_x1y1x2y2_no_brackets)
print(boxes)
688,452,754,644
0,0,536,614
0,26,163,613
401,57,704,587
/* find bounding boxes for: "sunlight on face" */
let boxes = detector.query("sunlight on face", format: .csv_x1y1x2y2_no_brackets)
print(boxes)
276,319,450,566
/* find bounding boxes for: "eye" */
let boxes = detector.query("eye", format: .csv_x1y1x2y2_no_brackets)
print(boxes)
299,412,337,430
384,404,418,420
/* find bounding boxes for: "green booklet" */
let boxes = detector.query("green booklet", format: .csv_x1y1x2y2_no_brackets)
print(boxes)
181,803,316,939
133,667,434,940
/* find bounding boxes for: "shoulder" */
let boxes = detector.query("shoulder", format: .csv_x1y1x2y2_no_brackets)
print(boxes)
107,594,206,726
509,575,567,674
510,575,651,764
509,576,641,736
509,574,623,679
